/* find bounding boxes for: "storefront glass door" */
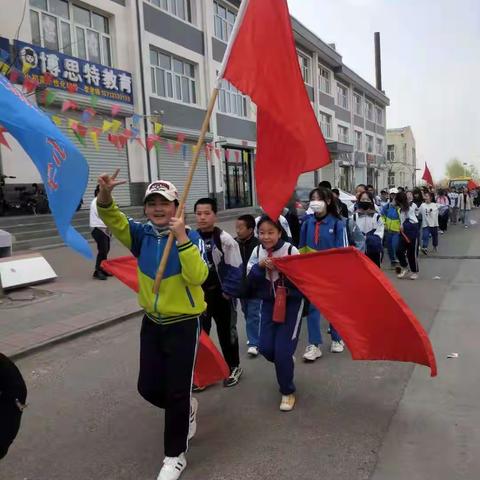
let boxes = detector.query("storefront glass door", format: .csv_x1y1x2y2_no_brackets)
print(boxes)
224,149,253,209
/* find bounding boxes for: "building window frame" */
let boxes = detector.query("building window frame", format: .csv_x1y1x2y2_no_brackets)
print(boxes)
353,92,363,116
366,134,374,153
218,77,247,118
355,130,362,151
318,64,331,95
338,124,350,144
297,50,312,85
319,111,332,139
29,0,112,65
375,106,384,125
376,137,384,155
150,48,197,105
148,0,192,24
213,0,236,43
388,169,395,187
365,100,374,122
336,81,349,110
387,144,395,162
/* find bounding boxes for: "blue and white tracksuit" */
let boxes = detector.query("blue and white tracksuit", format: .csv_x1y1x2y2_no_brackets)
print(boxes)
299,214,348,346
247,240,304,395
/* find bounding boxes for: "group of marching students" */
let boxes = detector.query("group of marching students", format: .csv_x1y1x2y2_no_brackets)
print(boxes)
2,172,477,480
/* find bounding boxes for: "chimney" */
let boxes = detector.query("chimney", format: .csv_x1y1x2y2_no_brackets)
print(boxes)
374,32,382,92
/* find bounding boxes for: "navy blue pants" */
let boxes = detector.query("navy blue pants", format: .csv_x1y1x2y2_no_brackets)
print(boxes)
259,298,304,395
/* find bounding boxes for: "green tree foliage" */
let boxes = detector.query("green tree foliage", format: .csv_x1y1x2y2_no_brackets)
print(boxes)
445,158,479,179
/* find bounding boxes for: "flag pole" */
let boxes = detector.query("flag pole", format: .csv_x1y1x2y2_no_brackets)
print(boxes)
153,88,219,294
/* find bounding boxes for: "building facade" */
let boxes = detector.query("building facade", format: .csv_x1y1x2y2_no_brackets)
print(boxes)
386,126,417,189
0,0,390,214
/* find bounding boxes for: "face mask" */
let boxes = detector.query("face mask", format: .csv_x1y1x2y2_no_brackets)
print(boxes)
358,201,373,210
310,200,326,214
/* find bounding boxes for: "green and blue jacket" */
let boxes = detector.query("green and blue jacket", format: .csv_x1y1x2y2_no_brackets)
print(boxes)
98,202,208,325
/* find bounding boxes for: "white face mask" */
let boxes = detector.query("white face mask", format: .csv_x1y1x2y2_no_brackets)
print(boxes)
310,200,327,214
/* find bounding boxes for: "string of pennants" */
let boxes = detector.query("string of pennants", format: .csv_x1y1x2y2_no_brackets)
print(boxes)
0,62,250,164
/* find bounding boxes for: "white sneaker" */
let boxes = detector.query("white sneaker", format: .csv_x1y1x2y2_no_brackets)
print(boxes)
409,273,418,280
397,268,407,279
303,344,322,362
330,340,345,353
247,346,259,357
280,394,296,412
188,397,198,440
157,454,187,480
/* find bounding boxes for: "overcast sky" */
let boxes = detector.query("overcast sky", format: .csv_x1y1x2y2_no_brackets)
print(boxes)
288,0,480,179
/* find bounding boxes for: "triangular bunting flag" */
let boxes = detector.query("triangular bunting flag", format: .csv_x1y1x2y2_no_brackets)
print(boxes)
22,62,33,76
76,124,88,137
102,120,113,133
177,133,186,143
234,150,240,163
111,119,122,133
61,100,78,113
81,107,96,123
51,115,62,127
111,104,121,116
23,76,38,94
122,129,133,139
215,148,221,160
90,94,99,109
167,141,175,154
43,72,54,85
66,82,78,93
89,131,99,151
132,114,141,125
182,144,188,160
68,119,79,131
243,151,249,163
43,90,56,107
73,130,86,146
0,126,12,150
8,69,19,84
225,149,230,161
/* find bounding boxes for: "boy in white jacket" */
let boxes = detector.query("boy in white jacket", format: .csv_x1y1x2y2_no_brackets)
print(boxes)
419,192,439,254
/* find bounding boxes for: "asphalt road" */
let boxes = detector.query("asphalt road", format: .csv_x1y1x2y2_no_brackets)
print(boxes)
1,220,479,480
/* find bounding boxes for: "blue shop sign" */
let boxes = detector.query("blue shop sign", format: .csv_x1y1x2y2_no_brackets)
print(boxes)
14,40,133,104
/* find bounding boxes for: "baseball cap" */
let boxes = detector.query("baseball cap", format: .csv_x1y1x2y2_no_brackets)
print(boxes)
144,180,179,203
389,187,399,194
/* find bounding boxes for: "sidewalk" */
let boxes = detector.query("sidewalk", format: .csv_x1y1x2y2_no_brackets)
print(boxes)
0,218,236,359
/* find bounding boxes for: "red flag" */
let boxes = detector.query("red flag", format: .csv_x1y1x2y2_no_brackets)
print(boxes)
66,82,78,93
422,163,434,186
102,256,230,386
23,76,39,94
274,248,437,376
218,0,330,219
8,69,19,84
467,179,478,191
111,104,122,116
0,125,12,150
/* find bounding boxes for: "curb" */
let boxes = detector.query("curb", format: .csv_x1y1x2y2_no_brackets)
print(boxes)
9,308,143,361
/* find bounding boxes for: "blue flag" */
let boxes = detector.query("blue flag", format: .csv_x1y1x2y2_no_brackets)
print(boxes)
0,75,92,258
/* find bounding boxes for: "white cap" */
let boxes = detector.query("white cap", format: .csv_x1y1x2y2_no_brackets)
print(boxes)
144,180,179,202
389,187,399,194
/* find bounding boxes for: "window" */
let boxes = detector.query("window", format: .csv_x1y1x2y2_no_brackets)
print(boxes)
338,125,349,144
318,64,331,95
150,49,196,104
218,78,247,117
376,106,383,125
376,137,383,154
336,82,349,109
319,111,332,139
214,1,236,42
29,0,112,65
354,93,362,116
297,51,311,85
355,131,362,151
366,134,374,153
387,144,395,161
388,170,395,187
365,100,374,121
149,0,192,23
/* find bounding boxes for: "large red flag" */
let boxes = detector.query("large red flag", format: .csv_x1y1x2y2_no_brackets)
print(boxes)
467,179,478,191
218,0,330,220
102,256,230,387
274,248,437,376
422,163,434,186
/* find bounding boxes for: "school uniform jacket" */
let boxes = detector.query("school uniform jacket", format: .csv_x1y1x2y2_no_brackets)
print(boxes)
98,201,208,325
298,213,348,254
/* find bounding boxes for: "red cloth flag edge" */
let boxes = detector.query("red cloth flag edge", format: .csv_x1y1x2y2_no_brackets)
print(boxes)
422,162,434,186
467,179,478,191
102,256,230,387
216,0,331,220
274,248,437,376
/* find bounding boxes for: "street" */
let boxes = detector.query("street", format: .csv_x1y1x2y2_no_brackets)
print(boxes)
1,220,479,480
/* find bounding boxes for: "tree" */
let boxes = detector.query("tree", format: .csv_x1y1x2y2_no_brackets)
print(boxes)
445,158,479,179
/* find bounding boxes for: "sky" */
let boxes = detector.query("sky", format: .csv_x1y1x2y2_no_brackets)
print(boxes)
288,0,480,180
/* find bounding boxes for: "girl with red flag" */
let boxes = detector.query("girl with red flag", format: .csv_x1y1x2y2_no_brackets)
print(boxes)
246,216,303,412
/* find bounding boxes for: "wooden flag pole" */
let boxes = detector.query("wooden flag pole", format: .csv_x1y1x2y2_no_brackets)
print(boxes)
153,88,220,294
